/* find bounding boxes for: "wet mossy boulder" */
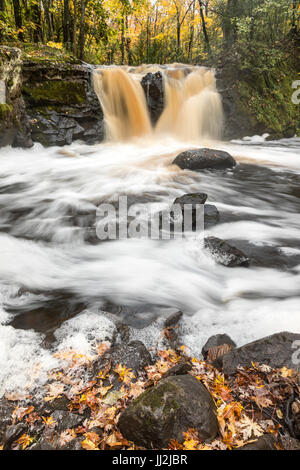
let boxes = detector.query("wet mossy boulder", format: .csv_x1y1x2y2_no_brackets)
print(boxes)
118,375,218,448
22,80,86,106
141,72,165,125
173,148,236,171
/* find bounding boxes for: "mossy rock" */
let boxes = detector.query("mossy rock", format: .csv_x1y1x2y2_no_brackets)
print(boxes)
0,104,13,121
118,375,218,448
22,80,86,107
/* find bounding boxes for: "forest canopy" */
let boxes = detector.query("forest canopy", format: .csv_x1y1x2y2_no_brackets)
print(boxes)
0,0,299,65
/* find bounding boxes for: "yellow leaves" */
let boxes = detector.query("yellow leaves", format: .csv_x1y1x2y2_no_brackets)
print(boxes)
46,41,63,50
280,366,294,378
97,342,110,357
114,364,136,385
182,438,199,450
106,431,129,449
12,405,34,423
42,415,56,427
15,433,33,450
276,409,283,420
81,438,99,450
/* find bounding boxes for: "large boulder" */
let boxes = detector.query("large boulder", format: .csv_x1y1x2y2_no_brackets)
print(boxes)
173,148,236,171
202,334,236,360
219,332,300,375
204,237,250,267
236,434,276,451
141,72,164,125
118,375,218,448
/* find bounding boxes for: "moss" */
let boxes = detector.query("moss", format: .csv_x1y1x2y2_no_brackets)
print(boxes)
133,381,180,412
22,80,86,107
237,60,300,137
0,103,13,120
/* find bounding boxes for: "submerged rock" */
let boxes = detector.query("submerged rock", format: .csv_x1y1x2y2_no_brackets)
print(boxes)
173,193,208,207
173,148,236,171
204,236,250,267
219,332,300,375
118,375,218,448
141,72,164,125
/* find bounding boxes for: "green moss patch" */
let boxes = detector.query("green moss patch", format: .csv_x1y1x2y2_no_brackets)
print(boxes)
22,80,86,107
0,103,13,120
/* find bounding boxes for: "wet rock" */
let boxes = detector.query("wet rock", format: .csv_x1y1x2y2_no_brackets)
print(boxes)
0,398,15,441
219,332,300,375
141,72,164,125
235,434,276,450
3,423,27,450
41,395,70,414
164,311,183,328
202,334,236,360
29,436,56,450
162,361,192,379
204,205,220,227
174,193,208,207
92,340,152,378
280,435,300,450
173,148,236,171
204,237,250,267
59,437,84,450
52,410,84,432
118,375,218,448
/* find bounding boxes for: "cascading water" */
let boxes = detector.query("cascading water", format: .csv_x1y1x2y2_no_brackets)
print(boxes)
93,64,223,142
0,63,300,396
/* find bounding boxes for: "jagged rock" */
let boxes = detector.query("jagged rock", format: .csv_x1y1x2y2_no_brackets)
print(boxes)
92,340,152,377
141,72,164,125
219,332,300,375
202,334,236,360
204,205,220,227
235,434,276,450
29,437,56,450
173,148,236,171
204,237,250,267
118,375,218,448
52,410,84,432
3,423,27,450
22,62,104,146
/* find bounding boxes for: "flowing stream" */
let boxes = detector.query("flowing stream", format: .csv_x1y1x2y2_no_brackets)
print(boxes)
0,64,300,395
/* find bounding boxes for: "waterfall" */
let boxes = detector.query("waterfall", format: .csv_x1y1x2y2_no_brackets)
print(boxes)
93,64,223,142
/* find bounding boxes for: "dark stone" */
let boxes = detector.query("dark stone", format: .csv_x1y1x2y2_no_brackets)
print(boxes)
162,361,192,379
204,205,220,227
219,332,300,375
118,375,219,448
141,72,164,125
52,410,84,432
0,398,14,441
3,423,27,450
29,437,56,450
92,340,152,377
59,437,84,450
204,237,250,267
202,334,236,360
173,148,236,172
280,435,300,450
235,434,275,450
164,311,183,328
174,193,208,207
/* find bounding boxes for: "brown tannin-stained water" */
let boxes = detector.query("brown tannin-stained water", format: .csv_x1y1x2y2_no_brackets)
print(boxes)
0,63,299,396
93,64,223,142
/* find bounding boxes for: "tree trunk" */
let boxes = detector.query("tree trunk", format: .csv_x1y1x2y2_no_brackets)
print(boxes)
79,0,86,61
121,13,125,64
73,0,78,56
12,0,24,41
198,0,211,54
63,0,71,49
32,1,43,43
43,0,53,41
